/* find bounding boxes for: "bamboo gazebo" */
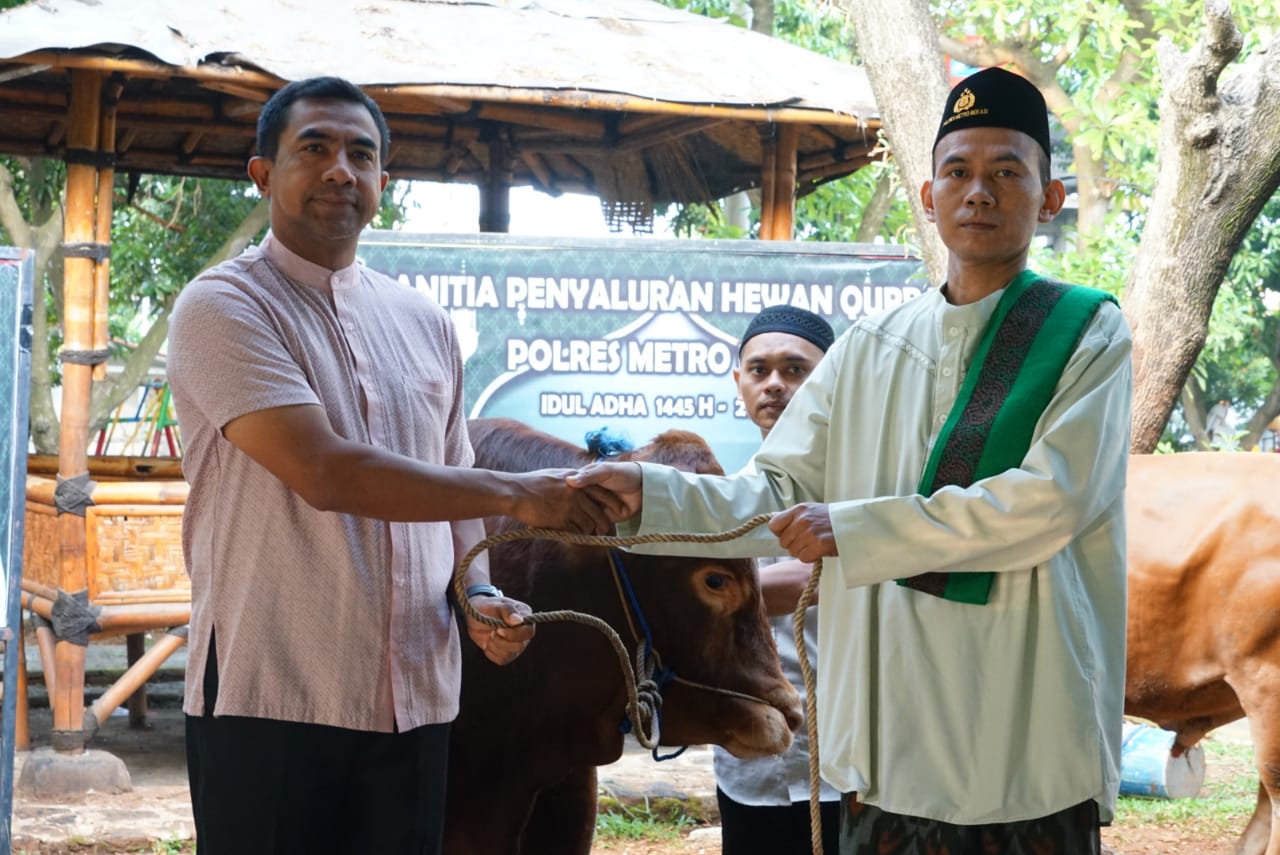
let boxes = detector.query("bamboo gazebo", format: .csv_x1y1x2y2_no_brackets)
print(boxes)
0,0,881,782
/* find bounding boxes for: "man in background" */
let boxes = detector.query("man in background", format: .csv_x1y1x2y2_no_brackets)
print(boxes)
718,304,840,854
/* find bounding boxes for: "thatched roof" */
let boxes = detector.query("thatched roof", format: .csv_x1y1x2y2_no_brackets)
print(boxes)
0,0,881,225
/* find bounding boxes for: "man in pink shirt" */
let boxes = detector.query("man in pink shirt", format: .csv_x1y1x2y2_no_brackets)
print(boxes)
168,77,614,855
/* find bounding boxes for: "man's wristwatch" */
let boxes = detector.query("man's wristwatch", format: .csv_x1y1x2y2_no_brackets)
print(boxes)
465,583,504,599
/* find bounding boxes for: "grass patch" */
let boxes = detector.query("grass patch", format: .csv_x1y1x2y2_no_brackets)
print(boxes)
1112,732,1257,839
595,797,699,844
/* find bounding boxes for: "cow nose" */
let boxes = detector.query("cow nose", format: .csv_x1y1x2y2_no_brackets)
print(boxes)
775,684,803,733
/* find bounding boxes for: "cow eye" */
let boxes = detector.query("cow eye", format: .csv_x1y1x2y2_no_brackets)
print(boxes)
704,573,728,590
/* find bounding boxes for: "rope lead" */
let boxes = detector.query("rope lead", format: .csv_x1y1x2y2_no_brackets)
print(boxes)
794,556,825,855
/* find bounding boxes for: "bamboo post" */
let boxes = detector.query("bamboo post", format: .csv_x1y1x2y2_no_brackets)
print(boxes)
124,633,147,727
759,127,777,240
90,79,120,383
33,621,56,699
772,124,798,241
87,629,186,729
479,128,512,233
15,626,29,752
53,68,104,754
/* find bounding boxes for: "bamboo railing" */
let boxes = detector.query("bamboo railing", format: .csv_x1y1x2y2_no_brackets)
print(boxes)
20,463,191,756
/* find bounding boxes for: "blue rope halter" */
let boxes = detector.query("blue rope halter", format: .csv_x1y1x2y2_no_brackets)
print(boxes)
589,424,686,761
608,547,688,762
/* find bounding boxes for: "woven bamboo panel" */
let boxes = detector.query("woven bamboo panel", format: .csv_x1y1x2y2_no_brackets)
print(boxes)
86,504,191,606
21,501,60,590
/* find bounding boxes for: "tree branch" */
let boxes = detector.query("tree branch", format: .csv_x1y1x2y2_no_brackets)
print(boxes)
0,161,32,247
1179,377,1209,448
1242,373,1280,451
114,192,187,234
1119,0,1155,32
90,295,175,431
1124,5,1280,452
1157,0,1242,128
1103,0,1157,91
854,167,895,244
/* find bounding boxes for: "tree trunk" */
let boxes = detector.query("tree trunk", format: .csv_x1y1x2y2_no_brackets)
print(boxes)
839,0,949,284
1179,379,1209,448
1241,369,1280,452
0,159,64,452
1123,3,1280,453
749,0,773,35
854,168,895,243
26,240,60,453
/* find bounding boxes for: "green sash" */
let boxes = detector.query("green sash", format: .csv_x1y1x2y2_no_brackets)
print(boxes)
897,270,1118,605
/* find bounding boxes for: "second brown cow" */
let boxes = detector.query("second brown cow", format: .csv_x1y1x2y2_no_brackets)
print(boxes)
1126,451,1280,855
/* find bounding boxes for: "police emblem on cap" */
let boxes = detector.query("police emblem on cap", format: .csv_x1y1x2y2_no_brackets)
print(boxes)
933,67,1053,159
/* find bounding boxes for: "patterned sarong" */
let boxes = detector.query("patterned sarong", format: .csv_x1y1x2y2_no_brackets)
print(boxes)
839,793,1101,855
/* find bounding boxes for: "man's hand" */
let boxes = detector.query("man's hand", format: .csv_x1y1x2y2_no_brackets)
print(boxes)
759,559,817,616
465,596,536,666
566,462,643,522
507,469,619,534
769,503,838,564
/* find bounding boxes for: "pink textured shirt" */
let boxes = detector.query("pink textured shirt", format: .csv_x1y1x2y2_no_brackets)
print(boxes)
168,232,474,731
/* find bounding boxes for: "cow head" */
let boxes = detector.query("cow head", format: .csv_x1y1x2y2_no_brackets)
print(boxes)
609,429,802,757
607,547,802,757
466,418,801,761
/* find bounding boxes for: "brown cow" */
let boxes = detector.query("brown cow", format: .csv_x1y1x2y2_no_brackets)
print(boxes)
1126,452,1280,855
444,418,803,855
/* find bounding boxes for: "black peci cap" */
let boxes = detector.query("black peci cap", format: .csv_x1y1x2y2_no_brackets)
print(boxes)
934,66,1051,159
739,305,835,356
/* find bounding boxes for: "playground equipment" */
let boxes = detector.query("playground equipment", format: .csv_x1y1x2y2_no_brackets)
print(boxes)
93,381,181,458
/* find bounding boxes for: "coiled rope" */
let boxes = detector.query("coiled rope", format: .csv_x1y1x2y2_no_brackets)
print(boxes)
452,513,778,751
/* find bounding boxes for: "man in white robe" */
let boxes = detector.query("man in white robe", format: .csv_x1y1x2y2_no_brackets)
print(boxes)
572,67,1131,854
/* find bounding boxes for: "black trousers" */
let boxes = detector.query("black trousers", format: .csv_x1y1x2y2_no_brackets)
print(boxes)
718,786,842,855
186,645,450,855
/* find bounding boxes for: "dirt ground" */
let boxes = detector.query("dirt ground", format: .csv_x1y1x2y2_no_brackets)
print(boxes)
589,727,1258,855
587,822,1241,854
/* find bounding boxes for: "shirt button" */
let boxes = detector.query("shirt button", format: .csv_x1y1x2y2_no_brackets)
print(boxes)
937,414,946,425
948,326,959,336
942,367,953,377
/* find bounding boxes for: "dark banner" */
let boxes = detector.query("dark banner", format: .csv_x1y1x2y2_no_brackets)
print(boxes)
360,232,925,473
